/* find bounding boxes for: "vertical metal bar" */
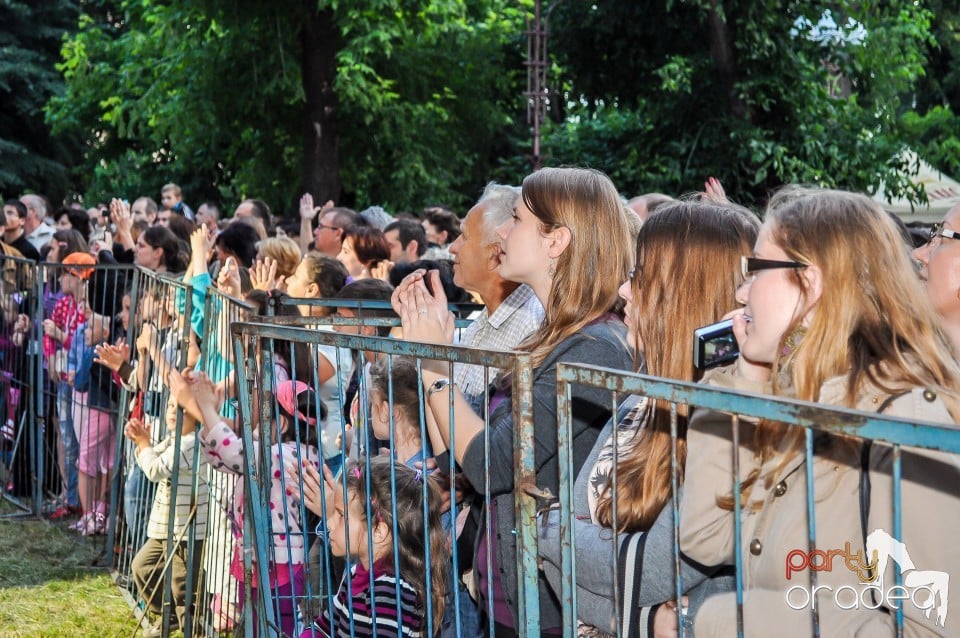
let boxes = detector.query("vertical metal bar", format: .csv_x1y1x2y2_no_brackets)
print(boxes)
162,274,192,638
892,444,903,638
512,353,539,636
731,413,744,638
556,374,575,637
804,427,820,638
30,259,43,516
611,391,622,638
670,402,685,637
233,331,273,636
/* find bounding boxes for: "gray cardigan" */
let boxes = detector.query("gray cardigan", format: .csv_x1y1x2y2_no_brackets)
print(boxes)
538,397,734,637
459,317,633,631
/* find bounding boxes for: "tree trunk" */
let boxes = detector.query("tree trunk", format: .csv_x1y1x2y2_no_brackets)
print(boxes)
706,0,748,122
300,6,341,204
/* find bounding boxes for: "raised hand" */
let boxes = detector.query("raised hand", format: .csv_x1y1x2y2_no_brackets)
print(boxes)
124,417,151,448
397,270,455,345
250,257,283,292
94,339,131,372
217,256,242,298
168,368,222,424
369,260,393,283
110,198,133,236
704,176,729,203
136,322,158,354
299,193,334,222
287,461,339,519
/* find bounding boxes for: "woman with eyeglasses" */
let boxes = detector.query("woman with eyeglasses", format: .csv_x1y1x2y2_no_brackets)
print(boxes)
680,187,960,637
913,207,960,353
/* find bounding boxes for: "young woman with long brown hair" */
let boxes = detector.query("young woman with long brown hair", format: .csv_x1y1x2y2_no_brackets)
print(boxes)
393,167,635,634
536,200,760,636
681,188,960,637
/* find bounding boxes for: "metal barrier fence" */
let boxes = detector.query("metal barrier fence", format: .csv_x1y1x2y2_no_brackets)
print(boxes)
0,259,135,534
109,267,205,637
552,363,960,638
0,253,42,516
227,319,541,637
11,258,955,638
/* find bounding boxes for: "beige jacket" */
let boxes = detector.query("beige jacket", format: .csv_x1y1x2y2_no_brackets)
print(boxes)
680,364,960,637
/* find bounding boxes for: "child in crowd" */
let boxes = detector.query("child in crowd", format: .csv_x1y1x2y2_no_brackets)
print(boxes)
69,308,119,535
368,356,431,467
42,253,94,518
295,457,450,638
169,369,320,637
125,408,209,637
368,356,480,637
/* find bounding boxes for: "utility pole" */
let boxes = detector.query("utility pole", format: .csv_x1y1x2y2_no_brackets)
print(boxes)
525,0,564,171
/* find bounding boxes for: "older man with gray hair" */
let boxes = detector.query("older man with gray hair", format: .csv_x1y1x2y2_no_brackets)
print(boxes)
448,182,544,412
19,193,54,251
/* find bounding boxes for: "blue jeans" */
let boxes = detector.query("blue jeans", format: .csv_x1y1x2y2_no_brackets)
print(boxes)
56,381,79,507
441,581,482,638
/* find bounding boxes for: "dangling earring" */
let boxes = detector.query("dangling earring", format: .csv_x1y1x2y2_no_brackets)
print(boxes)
547,258,557,279
781,325,807,356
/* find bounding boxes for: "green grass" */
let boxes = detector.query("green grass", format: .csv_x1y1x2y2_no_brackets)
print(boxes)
0,512,138,638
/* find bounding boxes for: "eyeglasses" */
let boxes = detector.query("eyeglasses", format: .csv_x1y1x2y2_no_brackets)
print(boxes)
927,223,960,249
741,256,808,280
316,223,338,232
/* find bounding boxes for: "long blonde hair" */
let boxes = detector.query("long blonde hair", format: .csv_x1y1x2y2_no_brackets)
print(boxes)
518,167,633,367
725,187,960,506
595,201,759,532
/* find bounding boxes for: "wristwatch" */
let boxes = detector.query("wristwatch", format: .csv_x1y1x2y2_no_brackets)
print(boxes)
427,378,451,397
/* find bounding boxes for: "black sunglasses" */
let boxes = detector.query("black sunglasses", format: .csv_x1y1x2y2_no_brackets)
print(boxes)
741,256,808,279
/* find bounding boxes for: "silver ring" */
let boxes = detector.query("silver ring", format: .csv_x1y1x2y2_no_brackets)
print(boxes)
418,309,428,315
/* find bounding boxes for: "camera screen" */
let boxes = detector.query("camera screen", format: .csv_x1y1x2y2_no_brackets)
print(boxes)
693,319,740,370
702,332,737,368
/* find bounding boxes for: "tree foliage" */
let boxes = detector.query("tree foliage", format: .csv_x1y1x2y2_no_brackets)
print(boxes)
0,0,80,203
7,0,958,213
47,0,526,214
535,0,938,206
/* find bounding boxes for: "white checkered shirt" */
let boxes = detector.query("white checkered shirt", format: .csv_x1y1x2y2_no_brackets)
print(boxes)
454,284,544,407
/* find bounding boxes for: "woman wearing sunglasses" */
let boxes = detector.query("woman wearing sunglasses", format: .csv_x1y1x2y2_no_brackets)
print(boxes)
680,187,960,637
913,207,960,353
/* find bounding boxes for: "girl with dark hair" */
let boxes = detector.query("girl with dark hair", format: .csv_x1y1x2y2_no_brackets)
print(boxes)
55,208,92,242
135,226,188,273
294,457,450,638
169,369,321,638
165,212,197,245
46,229,88,264
215,223,260,269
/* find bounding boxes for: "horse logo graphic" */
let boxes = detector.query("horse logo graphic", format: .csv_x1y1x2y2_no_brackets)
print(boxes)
866,528,949,627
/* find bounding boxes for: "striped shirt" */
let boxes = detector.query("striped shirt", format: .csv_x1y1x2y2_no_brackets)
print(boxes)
137,431,209,540
307,560,423,638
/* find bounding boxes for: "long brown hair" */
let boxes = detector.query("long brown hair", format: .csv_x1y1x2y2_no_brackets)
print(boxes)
346,457,450,630
595,201,759,532
723,187,960,508
519,167,633,367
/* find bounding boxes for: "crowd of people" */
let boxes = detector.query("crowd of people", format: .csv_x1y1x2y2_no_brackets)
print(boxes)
1,169,958,638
